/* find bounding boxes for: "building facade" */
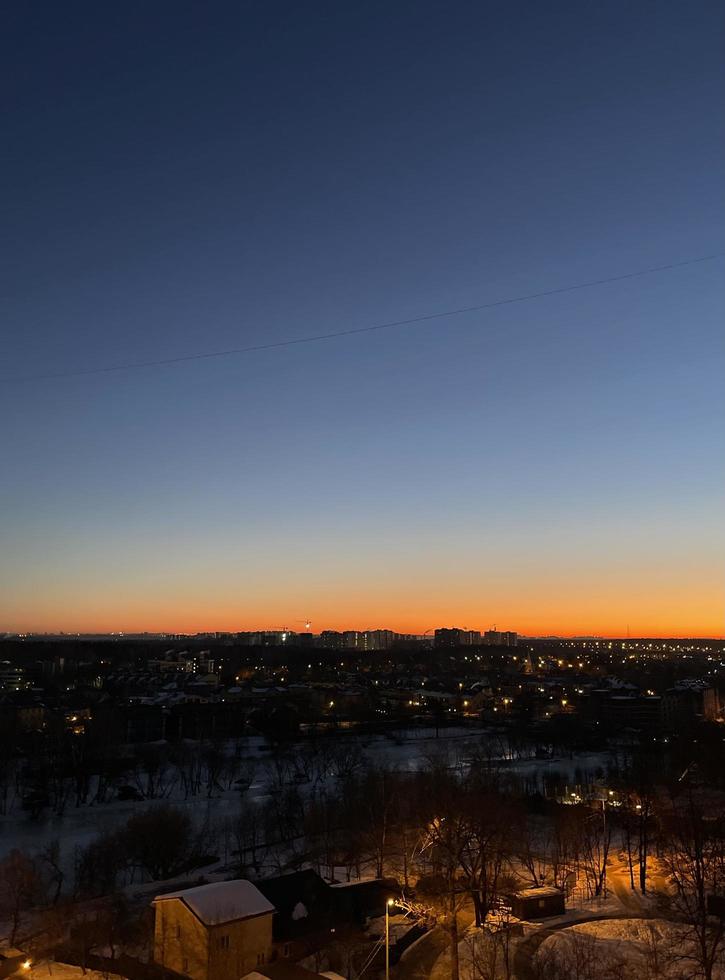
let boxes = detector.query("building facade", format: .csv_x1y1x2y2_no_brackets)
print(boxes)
153,880,274,980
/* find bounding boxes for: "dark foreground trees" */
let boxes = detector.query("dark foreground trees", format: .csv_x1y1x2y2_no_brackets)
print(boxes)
74,803,203,897
659,788,725,980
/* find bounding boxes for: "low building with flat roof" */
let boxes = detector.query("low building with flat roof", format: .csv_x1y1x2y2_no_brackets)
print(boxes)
506,886,565,920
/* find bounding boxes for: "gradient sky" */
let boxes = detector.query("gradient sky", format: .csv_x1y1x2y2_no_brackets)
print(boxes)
2,1,724,637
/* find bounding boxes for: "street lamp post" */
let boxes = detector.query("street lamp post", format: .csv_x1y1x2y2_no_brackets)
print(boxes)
601,790,614,895
385,898,394,980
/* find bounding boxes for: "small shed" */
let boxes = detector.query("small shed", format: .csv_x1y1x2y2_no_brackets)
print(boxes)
0,948,27,979
507,886,565,920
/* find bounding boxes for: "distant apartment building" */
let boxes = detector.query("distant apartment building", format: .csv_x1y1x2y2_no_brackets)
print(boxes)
662,682,720,729
236,631,296,647
363,629,396,650
585,690,662,731
584,682,720,734
434,628,481,647
321,629,397,650
319,631,343,649
483,630,518,647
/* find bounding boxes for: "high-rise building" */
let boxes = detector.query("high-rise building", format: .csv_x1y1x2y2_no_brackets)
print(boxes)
434,628,481,647
362,629,397,650
483,630,518,647
319,630,343,649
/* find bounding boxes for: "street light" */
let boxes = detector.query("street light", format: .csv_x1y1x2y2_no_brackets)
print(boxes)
386,898,395,980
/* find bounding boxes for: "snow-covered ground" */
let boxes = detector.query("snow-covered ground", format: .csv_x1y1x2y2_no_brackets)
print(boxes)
535,917,724,980
24,961,125,980
0,729,611,867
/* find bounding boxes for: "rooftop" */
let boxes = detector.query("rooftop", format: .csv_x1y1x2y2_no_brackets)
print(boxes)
512,886,564,899
154,879,274,925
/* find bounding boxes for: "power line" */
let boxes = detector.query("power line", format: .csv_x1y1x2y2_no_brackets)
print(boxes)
4,252,723,383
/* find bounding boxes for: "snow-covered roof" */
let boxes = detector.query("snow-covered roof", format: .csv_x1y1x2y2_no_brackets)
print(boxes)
513,886,563,899
154,880,274,925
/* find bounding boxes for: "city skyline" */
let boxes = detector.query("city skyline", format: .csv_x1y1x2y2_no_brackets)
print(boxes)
3,606,722,641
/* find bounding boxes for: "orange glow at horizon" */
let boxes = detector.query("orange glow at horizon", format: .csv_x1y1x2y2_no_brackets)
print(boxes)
4,539,723,640
6,595,724,639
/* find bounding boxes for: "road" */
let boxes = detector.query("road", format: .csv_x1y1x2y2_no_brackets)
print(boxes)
607,855,670,911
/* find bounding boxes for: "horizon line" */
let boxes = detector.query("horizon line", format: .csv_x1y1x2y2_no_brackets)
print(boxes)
3,628,723,641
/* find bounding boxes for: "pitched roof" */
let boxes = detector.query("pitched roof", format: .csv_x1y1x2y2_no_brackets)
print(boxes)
154,880,274,925
256,869,328,913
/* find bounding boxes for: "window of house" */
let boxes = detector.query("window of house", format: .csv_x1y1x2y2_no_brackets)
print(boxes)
182,958,189,972
176,925,181,939
218,935,230,949
538,899,545,908
257,953,265,965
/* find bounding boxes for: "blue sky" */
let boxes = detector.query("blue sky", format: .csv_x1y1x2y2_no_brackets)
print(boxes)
2,0,724,635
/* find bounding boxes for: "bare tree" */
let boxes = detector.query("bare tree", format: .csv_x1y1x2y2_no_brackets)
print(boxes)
463,915,515,980
659,789,725,980
39,839,64,904
419,813,470,980
234,802,267,875
580,803,611,897
123,804,194,880
0,849,44,943
640,920,677,980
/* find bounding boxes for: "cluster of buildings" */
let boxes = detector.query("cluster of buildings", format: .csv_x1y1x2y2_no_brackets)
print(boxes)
434,627,518,647
584,679,720,732
318,629,400,650
0,635,722,749
153,872,401,980
151,870,566,980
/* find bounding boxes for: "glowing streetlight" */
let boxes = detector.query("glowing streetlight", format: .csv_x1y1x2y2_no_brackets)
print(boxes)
386,898,395,980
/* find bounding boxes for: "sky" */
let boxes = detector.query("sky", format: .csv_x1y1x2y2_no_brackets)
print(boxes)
1,0,724,638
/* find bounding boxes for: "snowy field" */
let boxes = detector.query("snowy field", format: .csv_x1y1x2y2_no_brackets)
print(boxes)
24,963,125,980
0,727,611,867
534,917,724,980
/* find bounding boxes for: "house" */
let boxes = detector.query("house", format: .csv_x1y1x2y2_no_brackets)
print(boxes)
256,870,333,948
254,871,397,960
329,878,398,925
153,880,274,980
506,886,565,920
